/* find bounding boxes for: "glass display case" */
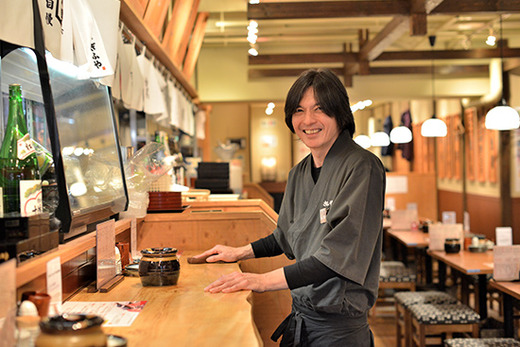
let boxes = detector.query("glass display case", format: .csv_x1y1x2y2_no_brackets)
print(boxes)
0,47,128,241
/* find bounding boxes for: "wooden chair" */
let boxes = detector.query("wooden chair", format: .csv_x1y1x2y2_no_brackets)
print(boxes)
409,303,480,347
374,261,417,316
394,291,458,347
444,338,520,346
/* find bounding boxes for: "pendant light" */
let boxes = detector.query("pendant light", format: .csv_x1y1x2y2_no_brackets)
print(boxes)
370,131,390,147
421,35,447,137
485,15,520,130
354,134,371,149
390,126,412,143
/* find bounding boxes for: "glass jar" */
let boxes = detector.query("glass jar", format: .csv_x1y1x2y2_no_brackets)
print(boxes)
35,314,106,347
139,247,180,286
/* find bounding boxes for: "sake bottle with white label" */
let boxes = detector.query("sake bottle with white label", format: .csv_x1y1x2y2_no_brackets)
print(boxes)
0,84,42,216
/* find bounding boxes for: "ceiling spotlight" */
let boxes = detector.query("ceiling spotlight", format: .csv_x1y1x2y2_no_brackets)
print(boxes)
486,31,496,46
249,0,260,4
248,46,258,56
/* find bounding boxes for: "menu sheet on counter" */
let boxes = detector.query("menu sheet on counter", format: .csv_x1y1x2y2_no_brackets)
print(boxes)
62,301,147,327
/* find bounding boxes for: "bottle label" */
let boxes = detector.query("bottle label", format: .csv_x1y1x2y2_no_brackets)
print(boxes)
19,180,42,217
17,134,36,160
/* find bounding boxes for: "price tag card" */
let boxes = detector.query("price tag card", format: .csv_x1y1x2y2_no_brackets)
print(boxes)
96,219,116,290
130,218,138,260
47,256,62,315
0,260,16,346
495,227,513,246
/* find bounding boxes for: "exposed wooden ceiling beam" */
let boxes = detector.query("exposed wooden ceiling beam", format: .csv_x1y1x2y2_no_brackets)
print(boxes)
248,65,489,79
183,12,209,80
376,47,520,60
360,15,410,61
432,0,520,14
247,1,409,20
249,47,520,65
249,52,358,65
248,1,520,20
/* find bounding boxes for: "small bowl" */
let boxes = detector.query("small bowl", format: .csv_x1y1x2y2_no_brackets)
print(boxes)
468,245,487,253
444,239,461,254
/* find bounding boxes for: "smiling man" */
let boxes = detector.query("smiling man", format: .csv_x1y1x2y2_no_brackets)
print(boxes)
194,68,386,346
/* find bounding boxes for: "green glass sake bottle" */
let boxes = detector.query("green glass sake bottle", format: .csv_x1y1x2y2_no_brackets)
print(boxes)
0,84,42,216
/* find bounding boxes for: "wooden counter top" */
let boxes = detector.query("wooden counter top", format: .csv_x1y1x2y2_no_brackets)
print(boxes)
69,252,262,346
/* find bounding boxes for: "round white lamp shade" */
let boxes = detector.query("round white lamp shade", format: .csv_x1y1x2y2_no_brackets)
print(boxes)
389,126,412,144
421,118,447,137
354,135,371,149
485,105,520,130
370,131,390,147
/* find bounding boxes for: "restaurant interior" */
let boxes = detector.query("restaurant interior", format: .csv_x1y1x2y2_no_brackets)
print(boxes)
2,0,520,346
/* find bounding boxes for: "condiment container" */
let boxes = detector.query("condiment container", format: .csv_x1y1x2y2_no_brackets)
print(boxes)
444,238,461,254
35,314,106,347
138,247,180,286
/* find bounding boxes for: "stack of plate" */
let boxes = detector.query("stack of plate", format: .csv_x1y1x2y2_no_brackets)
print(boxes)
147,191,182,212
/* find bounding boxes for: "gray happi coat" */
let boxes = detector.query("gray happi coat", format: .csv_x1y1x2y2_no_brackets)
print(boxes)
273,130,386,316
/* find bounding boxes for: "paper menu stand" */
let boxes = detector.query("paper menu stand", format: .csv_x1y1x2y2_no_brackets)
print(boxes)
495,227,513,246
95,219,123,292
390,209,418,230
428,223,464,251
442,211,457,224
493,245,520,281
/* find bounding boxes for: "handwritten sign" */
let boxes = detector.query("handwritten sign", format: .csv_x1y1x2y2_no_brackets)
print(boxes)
96,219,116,290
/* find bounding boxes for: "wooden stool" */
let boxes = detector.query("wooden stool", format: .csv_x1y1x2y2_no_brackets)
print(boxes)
394,291,458,347
444,338,520,346
374,261,417,316
409,303,480,347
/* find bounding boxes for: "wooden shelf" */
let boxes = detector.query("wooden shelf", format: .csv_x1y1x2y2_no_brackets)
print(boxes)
16,219,135,288
119,0,199,100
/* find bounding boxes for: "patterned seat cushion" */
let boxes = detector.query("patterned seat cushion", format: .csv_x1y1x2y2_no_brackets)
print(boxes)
444,338,520,347
409,304,480,324
394,291,458,308
380,262,416,283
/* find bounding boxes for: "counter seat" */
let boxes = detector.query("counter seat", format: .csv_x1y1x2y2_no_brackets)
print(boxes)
68,251,262,346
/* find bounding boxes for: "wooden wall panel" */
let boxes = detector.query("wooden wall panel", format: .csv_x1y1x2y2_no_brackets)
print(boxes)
439,190,501,240
143,0,171,39
437,190,464,224
386,172,438,221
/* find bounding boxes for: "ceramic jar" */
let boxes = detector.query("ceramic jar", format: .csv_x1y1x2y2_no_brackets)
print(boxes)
444,238,461,254
35,314,106,347
138,247,180,286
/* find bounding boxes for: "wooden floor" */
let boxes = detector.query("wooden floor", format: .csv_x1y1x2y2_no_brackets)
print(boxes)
370,308,398,346
371,314,397,346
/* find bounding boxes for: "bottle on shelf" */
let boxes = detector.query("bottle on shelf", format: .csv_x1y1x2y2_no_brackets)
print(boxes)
0,84,42,217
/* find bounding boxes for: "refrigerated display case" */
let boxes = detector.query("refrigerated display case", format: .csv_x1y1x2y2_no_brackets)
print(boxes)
0,45,128,242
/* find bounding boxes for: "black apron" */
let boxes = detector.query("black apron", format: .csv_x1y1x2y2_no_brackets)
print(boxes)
271,301,374,347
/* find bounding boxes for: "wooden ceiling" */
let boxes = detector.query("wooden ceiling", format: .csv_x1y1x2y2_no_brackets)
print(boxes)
200,0,520,87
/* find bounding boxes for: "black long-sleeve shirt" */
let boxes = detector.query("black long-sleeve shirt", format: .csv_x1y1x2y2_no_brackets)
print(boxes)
251,234,337,289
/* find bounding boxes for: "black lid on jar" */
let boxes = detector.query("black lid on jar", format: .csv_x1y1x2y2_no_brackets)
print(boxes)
141,247,177,256
39,314,104,333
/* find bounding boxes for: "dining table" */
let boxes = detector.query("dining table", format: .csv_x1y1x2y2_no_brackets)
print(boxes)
386,229,432,284
428,249,494,320
488,280,520,337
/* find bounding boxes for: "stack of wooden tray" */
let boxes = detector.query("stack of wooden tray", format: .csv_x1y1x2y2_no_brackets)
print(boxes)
147,191,183,212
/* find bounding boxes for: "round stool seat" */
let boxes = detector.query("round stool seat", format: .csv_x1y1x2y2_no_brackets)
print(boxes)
444,338,520,347
409,304,480,324
380,263,416,283
394,291,458,308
